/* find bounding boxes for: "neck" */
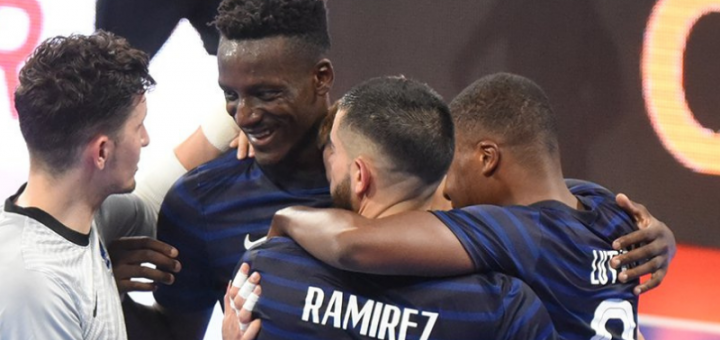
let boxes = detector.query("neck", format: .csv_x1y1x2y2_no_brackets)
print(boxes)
358,178,437,219
497,157,577,209
261,127,328,190
15,164,104,235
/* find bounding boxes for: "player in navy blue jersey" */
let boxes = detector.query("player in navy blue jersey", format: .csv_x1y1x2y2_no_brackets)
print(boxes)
270,73,675,340
119,0,336,338
227,76,557,340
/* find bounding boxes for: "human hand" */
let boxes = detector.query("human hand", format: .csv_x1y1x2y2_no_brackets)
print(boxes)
223,263,261,340
107,237,181,294
229,132,254,160
611,194,676,295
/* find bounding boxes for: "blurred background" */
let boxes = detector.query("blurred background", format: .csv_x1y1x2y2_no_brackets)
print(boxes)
0,0,718,338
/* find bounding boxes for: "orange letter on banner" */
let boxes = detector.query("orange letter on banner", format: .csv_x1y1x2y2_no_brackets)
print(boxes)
643,0,720,175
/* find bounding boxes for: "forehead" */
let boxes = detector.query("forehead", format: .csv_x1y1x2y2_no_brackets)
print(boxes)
217,36,308,86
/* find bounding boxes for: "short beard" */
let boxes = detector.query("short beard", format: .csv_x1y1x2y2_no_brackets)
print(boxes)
331,176,354,211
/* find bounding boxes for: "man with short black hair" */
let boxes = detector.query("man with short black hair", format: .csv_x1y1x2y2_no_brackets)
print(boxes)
230,76,558,340
270,73,670,340
143,0,335,338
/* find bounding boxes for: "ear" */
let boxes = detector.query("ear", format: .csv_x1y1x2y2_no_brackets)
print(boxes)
88,135,112,170
351,157,372,198
313,59,334,97
477,141,500,177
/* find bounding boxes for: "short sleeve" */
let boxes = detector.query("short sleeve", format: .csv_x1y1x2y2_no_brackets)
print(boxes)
431,205,543,279
0,271,82,339
95,193,157,245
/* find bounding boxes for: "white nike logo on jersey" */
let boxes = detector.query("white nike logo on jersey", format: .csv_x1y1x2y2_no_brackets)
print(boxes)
244,235,268,250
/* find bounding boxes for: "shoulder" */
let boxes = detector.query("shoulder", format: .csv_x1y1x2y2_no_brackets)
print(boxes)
565,179,615,199
433,204,537,227
164,151,257,204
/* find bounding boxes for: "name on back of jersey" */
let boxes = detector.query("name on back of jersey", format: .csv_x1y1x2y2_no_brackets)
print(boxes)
303,286,438,340
590,249,628,285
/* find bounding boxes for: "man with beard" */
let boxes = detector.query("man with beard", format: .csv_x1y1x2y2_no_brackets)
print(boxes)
269,73,673,340
224,76,558,340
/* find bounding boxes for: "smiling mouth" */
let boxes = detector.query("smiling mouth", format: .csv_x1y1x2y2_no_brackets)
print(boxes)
245,128,276,146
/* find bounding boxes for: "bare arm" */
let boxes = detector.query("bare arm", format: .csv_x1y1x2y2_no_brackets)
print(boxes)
269,207,474,276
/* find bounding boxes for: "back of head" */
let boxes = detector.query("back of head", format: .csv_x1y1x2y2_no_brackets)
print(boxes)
14,31,154,174
214,0,330,61
338,76,454,185
450,72,559,159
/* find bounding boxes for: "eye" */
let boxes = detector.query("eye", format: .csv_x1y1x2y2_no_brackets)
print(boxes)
223,89,239,102
257,90,282,102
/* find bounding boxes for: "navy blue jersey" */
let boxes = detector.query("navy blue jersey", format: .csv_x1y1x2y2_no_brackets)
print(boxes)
242,237,557,340
432,180,639,340
154,151,332,312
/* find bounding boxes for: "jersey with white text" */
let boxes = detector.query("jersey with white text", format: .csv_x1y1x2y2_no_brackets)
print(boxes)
431,180,639,340
154,150,332,313
241,237,558,340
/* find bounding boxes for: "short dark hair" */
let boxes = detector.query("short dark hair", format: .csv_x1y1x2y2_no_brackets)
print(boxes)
214,0,330,61
14,31,154,173
339,77,454,185
450,72,559,154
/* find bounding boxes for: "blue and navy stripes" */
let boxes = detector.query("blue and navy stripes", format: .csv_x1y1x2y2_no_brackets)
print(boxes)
432,179,639,340
154,151,332,312
244,237,557,340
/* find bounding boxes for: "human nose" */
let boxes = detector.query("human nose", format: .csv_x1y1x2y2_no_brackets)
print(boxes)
234,99,262,127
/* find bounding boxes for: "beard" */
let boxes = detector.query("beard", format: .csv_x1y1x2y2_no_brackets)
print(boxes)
331,175,354,211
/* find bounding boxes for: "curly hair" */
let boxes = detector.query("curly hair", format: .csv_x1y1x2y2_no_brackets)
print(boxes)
14,31,155,173
214,0,330,59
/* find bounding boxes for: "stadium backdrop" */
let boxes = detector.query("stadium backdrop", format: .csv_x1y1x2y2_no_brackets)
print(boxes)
0,0,717,338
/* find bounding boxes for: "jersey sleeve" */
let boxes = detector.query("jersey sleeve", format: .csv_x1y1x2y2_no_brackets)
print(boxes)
95,193,157,245
431,205,543,279
153,175,217,314
0,272,82,339
494,274,558,340
564,178,614,198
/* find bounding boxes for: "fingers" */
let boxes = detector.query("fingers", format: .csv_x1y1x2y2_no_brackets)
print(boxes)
235,272,260,309
239,286,261,331
113,249,181,275
618,256,665,283
633,270,666,295
241,320,261,340
234,133,252,160
117,280,157,293
114,264,176,285
109,237,179,258
612,226,659,251
615,194,652,227
232,263,250,288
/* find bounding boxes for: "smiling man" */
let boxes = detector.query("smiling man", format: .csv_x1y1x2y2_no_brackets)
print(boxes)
141,0,335,338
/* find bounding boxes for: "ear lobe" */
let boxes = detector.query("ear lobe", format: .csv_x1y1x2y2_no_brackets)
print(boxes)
314,59,334,96
478,141,500,176
353,157,372,197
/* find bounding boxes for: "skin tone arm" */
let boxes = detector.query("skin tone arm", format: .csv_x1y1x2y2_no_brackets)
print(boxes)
269,195,676,294
268,207,475,276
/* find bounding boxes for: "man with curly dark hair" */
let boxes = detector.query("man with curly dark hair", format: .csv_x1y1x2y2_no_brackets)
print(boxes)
0,29,245,339
118,0,334,338
0,31,153,339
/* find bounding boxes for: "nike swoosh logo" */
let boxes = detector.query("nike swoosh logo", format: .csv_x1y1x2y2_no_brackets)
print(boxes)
244,234,267,250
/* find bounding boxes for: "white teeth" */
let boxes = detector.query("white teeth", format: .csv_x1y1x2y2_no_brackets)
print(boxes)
251,129,272,139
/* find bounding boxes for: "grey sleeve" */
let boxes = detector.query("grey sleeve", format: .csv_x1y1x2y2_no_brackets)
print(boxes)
0,273,82,339
95,193,157,245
